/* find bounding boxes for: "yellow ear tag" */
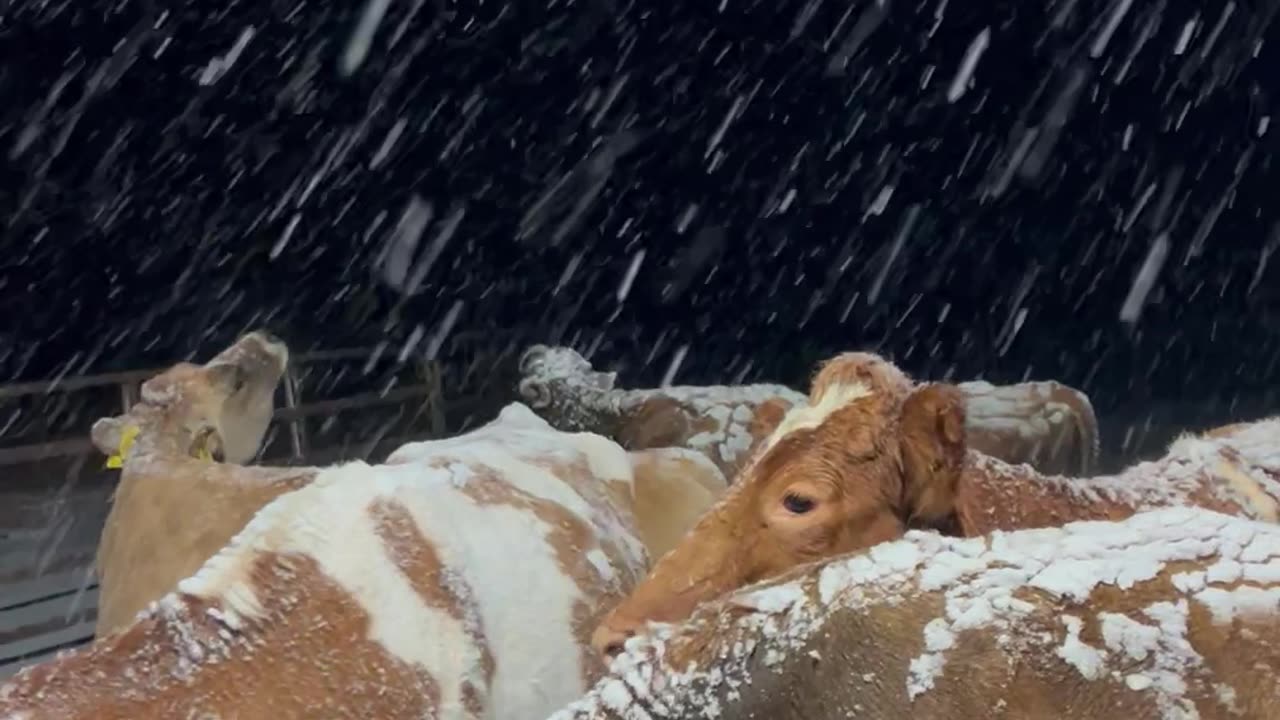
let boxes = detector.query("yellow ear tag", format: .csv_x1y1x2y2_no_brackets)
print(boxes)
105,425,141,469
195,445,214,462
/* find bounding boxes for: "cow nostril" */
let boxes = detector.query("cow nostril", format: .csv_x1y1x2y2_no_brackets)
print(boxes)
592,624,637,659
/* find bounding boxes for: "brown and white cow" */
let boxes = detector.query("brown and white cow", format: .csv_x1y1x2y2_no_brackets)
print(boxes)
559,507,1280,719
591,351,1280,656
1,398,730,720
518,344,805,478
518,345,1101,478
5,333,730,719
90,331,317,636
957,378,1100,476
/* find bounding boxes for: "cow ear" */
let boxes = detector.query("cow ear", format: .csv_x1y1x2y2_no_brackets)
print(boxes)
899,383,966,525
749,397,791,439
91,416,127,456
620,397,692,450
809,351,912,405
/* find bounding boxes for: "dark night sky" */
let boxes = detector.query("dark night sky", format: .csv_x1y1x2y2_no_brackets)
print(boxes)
2,0,1279,440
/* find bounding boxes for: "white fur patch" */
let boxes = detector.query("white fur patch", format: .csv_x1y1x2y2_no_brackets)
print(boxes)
759,381,871,453
174,402,648,719
178,464,487,714
389,403,647,574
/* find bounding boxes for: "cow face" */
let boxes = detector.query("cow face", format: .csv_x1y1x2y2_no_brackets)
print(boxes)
91,331,289,466
591,352,967,657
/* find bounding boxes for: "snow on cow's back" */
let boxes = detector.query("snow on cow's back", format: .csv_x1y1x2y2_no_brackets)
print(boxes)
387,402,633,485
556,507,1280,720
178,407,650,719
1146,417,1280,521
387,402,648,574
1167,417,1280,478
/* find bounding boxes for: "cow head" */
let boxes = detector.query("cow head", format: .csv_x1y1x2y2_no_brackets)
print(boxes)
591,351,967,657
517,344,618,409
91,331,289,466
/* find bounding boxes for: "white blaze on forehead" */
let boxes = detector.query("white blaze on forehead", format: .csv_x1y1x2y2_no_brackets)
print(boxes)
175,404,648,719
556,507,1280,719
759,381,872,454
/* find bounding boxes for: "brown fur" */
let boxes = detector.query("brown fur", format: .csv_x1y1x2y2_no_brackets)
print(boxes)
592,352,1278,658
628,449,728,562
2,551,446,719
808,351,914,401
570,519,1280,719
1,403,727,719
91,332,318,636
591,354,947,653
96,462,315,634
1203,422,1250,439
618,395,798,479
617,397,698,450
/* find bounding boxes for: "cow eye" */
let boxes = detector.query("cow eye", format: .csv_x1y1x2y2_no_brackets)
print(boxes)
782,493,816,515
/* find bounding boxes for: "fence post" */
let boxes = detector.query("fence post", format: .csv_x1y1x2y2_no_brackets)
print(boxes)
118,382,137,413
282,369,308,460
427,361,446,437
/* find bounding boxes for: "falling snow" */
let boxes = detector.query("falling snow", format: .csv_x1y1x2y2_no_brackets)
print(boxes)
2,0,1279,704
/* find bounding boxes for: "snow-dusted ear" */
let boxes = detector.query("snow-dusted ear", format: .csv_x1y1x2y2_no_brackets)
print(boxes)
140,376,178,405
619,397,691,450
206,362,248,393
190,425,226,463
899,383,966,524
91,416,126,456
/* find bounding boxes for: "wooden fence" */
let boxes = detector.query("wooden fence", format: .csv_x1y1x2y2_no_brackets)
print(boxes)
0,345,453,679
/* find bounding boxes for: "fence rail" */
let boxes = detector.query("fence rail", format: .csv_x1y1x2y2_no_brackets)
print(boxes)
0,347,376,401
0,347,447,470
0,342,469,679
0,568,98,680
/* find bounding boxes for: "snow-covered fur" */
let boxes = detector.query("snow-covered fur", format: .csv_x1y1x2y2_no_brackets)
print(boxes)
0,403,724,720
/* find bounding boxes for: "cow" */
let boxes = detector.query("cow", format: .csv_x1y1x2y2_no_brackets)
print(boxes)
557,507,1280,719
90,331,317,636
957,378,1100,476
517,344,805,478
591,351,1280,657
517,344,1101,478
1,396,730,720
23,331,729,719
89,334,728,637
